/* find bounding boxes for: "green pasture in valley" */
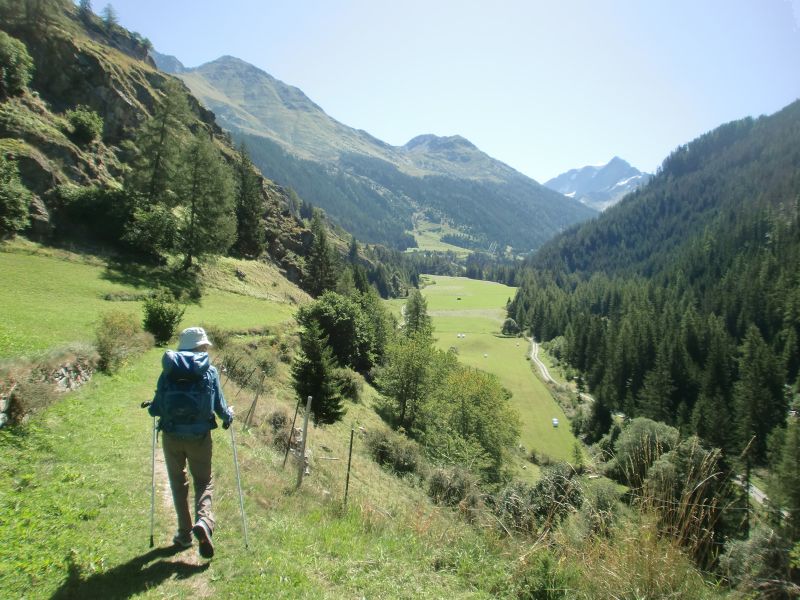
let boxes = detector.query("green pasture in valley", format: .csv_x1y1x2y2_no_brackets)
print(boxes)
408,275,577,464
405,219,471,256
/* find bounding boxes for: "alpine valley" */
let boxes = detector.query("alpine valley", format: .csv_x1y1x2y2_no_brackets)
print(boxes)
153,52,597,252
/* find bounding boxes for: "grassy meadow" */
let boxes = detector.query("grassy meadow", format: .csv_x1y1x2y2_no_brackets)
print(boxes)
0,245,301,359
390,275,578,467
406,218,471,256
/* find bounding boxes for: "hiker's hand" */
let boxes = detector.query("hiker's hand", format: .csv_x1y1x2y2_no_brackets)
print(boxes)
223,411,234,429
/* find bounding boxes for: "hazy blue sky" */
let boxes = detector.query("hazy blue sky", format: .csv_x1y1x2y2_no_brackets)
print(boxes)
105,0,800,182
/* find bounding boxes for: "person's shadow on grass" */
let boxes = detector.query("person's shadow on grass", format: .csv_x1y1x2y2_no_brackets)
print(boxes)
50,545,209,600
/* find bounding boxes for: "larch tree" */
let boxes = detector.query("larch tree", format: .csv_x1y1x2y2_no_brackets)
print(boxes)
176,133,236,270
123,80,191,259
403,289,432,338
231,143,265,259
305,210,339,296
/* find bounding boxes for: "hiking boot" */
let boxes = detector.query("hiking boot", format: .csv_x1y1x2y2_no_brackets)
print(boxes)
192,520,214,559
172,532,193,549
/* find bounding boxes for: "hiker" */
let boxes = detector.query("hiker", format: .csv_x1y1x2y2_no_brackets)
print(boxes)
148,326,233,559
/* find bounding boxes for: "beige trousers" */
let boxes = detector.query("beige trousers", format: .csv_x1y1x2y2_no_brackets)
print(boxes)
162,432,215,537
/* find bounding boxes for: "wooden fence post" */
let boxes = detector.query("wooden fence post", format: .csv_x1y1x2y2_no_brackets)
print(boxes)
296,396,312,488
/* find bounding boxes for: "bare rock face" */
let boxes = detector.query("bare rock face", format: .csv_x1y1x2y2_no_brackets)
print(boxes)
27,193,51,239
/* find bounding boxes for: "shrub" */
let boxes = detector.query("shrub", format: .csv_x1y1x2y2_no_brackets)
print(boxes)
277,338,293,363
267,409,291,451
333,367,363,402
607,417,679,489
96,310,154,373
528,450,554,467
142,290,185,346
501,317,520,336
1,345,99,425
0,155,31,237
52,184,131,246
581,479,621,536
219,341,278,391
427,467,477,507
365,428,422,475
201,324,231,350
493,463,583,536
6,381,55,425
719,525,793,596
0,31,33,98
64,106,103,145
103,291,152,302
514,551,575,600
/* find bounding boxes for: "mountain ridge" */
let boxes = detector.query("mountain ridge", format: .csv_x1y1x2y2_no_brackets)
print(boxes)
158,53,596,251
544,156,651,211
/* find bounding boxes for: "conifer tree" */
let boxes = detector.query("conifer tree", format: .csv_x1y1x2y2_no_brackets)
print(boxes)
352,263,370,294
335,267,357,298
101,3,116,30
176,133,236,269
348,234,359,264
403,289,432,338
231,143,265,258
291,321,344,425
122,82,192,259
770,417,800,540
691,316,735,451
305,211,338,296
126,80,191,207
639,343,675,424
734,325,787,461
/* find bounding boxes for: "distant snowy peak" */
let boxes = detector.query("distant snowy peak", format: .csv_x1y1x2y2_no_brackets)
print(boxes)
544,157,652,211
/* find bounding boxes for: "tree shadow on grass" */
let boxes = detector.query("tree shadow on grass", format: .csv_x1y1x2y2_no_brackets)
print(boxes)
100,258,202,301
50,545,209,600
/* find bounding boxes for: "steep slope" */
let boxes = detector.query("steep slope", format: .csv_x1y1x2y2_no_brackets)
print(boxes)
0,3,308,280
163,55,595,252
544,156,651,211
512,99,800,462
531,101,800,276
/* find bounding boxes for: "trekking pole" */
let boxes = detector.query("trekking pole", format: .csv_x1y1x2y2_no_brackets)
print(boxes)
141,401,156,548
229,416,249,550
282,396,303,469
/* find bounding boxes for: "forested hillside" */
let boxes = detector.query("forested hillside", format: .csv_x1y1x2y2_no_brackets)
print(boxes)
511,100,800,463
0,0,421,299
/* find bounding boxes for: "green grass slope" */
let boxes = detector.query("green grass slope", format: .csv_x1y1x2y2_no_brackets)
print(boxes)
0,242,303,359
0,348,529,598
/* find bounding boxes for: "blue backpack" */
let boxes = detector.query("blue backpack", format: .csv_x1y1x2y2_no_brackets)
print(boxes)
159,351,214,439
